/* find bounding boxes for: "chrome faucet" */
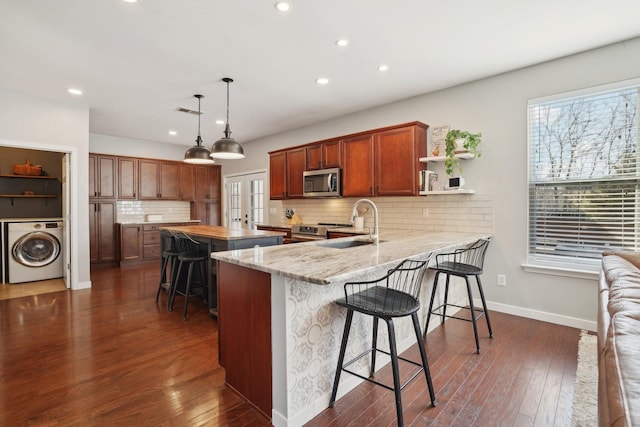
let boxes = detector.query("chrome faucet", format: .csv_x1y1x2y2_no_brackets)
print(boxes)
351,198,379,243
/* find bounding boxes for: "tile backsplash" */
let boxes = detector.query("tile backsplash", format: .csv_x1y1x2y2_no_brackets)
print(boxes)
271,193,493,234
117,200,191,223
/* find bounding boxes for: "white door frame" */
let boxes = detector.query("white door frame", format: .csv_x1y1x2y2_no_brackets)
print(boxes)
222,169,267,229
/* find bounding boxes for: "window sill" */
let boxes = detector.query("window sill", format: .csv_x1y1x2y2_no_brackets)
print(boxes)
521,263,599,280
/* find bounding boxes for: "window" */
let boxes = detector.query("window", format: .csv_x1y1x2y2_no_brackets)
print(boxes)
528,80,639,272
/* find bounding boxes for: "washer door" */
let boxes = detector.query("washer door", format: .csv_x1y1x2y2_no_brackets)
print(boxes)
12,231,61,267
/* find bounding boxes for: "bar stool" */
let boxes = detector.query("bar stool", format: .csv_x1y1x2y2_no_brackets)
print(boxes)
424,238,493,354
155,231,181,308
329,257,437,427
168,232,208,320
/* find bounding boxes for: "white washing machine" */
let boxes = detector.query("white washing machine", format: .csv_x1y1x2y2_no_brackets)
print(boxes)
7,220,64,284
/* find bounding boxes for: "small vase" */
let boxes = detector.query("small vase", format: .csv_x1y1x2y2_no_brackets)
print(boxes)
454,138,468,154
431,145,440,156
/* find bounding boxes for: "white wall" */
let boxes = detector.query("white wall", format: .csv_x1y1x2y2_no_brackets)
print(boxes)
220,37,640,327
0,87,90,289
90,133,186,161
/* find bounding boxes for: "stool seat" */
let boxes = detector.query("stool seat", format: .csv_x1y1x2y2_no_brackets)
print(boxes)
167,232,209,320
330,257,436,427
424,238,493,354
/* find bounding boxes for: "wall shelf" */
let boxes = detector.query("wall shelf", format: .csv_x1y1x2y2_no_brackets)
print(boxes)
419,189,475,195
0,174,58,179
419,152,475,163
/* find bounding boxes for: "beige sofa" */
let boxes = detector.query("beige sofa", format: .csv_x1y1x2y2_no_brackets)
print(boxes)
598,251,640,427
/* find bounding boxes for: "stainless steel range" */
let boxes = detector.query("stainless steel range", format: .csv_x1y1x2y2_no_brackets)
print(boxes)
290,223,351,242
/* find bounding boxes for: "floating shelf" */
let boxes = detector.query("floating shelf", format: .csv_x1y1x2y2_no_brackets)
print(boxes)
419,189,476,195
0,194,57,198
0,174,58,179
419,152,476,163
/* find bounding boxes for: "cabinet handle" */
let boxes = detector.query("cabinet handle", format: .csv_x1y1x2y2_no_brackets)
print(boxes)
369,187,373,195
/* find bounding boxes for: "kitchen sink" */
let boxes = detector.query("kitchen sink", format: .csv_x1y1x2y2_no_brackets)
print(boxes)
315,239,379,249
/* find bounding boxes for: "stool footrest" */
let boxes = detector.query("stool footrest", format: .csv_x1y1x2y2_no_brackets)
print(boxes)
341,347,425,392
430,303,486,322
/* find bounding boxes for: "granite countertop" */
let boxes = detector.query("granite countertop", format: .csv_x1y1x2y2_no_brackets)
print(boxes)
211,230,491,285
256,223,293,229
160,224,287,241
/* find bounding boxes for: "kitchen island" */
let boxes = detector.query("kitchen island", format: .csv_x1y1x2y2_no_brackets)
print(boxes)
211,230,490,426
159,225,285,315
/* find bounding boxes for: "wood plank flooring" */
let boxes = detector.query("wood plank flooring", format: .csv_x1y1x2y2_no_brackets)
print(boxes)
0,263,581,426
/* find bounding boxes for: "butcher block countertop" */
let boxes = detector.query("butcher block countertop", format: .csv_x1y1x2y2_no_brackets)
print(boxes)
159,225,286,241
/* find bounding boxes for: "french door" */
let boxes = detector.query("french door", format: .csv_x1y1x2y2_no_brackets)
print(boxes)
225,172,267,230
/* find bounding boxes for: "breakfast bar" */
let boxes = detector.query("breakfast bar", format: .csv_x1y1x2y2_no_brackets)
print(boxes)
159,225,285,315
211,230,490,426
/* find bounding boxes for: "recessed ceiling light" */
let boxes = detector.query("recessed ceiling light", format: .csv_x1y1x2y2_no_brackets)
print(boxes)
274,2,291,12
316,77,329,85
68,88,83,95
335,39,349,47
377,64,389,72
122,0,139,3
215,119,225,125
168,130,177,136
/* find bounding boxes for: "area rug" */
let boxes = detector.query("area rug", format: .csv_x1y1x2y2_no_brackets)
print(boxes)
571,330,598,427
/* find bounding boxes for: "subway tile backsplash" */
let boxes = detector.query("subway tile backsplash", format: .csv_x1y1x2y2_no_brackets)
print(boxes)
271,194,493,234
116,200,191,223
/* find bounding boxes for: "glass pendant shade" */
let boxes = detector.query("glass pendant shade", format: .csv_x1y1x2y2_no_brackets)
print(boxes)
210,78,245,159
184,94,215,164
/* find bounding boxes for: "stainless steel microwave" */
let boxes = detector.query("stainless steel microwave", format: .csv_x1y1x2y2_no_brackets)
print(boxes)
303,168,341,197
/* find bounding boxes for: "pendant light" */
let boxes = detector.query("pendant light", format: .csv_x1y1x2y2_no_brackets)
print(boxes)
210,77,245,159
184,94,215,164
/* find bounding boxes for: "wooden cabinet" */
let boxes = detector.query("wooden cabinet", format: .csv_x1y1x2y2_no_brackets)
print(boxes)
180,164,195,201
194,165,221,201
191,201,221,226
341,133,375,197
120,224,142,263
306,140,341,170
269,152,286,200
89,201,117,264
342,123,427,197
89,154,116,199
269,148,305,200
118,157,137,199
256,225,292,244
138,160,180,200
286,148,306,198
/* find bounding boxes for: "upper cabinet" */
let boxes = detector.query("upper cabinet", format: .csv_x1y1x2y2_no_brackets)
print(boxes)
194,164,221,202
89,154,116,199
306,140,341,170
117,157,137,199
269,122,427,200
179,163,196,201
138,160,180,200
269,148,305,199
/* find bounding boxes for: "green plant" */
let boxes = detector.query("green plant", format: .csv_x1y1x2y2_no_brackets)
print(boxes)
444,129,482,176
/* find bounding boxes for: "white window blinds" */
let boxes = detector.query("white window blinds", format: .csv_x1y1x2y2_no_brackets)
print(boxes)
528,81,639,269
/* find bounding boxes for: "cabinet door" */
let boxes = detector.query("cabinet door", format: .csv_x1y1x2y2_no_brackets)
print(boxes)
138,160,160,199
342,134,375,197
269,152,286,200
120,225,142,262
159,162,180,199
98,156,116,199
306,144,322,170
207,166,221,202
89,201,99,262
118,157,137,199
180,163,195,201
286,148,306,198
89,155,97,198
374,125,426,196
322,140,341,168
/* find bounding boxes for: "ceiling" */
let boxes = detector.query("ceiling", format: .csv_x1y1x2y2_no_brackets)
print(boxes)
1,1,639,149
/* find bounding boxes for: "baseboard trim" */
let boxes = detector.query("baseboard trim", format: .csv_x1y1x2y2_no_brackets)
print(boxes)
480,299,596,332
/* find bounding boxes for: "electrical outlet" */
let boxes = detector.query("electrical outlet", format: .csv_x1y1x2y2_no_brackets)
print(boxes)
497,274,506,286
422,208,429,218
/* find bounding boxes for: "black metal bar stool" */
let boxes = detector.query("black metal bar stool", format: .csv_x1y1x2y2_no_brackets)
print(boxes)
168,232,208,320
329,257,437,427
155,231,182,308
424,237,493,354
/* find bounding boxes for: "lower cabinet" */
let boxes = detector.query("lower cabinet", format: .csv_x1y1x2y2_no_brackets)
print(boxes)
89,201,117,264
119,222,192,266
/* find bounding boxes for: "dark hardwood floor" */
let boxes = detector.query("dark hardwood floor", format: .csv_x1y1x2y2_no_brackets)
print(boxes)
0,263,580,426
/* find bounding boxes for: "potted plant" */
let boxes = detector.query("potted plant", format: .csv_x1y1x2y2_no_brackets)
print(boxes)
444,129,482,176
